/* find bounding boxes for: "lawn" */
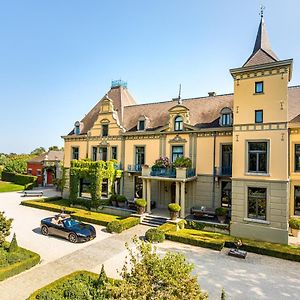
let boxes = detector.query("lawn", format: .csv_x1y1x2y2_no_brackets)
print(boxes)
0,181,24,193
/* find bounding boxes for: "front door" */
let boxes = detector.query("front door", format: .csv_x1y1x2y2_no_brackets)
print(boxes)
221,181,232,208
221,144,232,175
46,170,53,185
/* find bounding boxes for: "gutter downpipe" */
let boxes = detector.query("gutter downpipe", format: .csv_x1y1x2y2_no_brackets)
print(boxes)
212,131,217,209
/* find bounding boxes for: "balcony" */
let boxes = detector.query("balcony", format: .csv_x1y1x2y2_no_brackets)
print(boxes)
215,166,232,177
147,167,196,179
127,164,142,172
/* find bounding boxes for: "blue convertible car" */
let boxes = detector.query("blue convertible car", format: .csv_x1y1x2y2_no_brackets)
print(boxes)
40,214,96,243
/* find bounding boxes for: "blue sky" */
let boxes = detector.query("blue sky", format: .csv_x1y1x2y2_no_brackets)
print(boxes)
1,0,299,153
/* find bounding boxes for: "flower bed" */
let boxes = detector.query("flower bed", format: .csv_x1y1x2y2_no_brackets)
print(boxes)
0,242,40,281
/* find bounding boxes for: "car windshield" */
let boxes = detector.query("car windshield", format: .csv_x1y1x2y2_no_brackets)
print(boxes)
63,218,79,227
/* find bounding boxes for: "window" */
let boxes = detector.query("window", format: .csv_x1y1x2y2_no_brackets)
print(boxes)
248,142,268,173
92,147,97,161
134,176,143,198
79,179,91,198
28,169,32,175
37,169,41,176
172,146,184,162
99,147,107,161
221,144,232,175
248,187,267,220
255,110,263,123
138,120,145,131
221,113,231,126
174,116,183,131
135,147,145,166
102,124,109,137
255,81,264,94
102,179,108,197
72,147,79,160
295,145,300,172
111,146,117,160
294,186,300,216
221,181,232,208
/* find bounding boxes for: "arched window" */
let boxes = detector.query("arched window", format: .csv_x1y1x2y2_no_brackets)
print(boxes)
220,108,232,127
174,116,183,131
74,121,80,135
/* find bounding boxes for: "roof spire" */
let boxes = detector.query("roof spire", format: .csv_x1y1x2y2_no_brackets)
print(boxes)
178,84,182,105
243,6,279,67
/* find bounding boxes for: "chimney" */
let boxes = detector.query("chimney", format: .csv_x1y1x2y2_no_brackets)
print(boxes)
208,92,216,97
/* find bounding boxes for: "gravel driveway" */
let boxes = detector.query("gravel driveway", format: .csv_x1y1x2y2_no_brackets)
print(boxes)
0,188,110,264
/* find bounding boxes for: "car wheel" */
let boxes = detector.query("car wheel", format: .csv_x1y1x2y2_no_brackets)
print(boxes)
41,225,49,236
68,233,77,243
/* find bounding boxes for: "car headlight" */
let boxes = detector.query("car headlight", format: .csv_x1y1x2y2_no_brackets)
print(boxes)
76,233,86,237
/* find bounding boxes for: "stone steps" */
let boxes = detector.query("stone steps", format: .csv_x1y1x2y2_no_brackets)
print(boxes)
141,214,168,227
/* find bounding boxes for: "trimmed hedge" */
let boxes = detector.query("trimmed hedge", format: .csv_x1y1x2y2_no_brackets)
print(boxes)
0,243,40,281
21,200,75,214
166,229,226,251
73,211,120,226
28,270,98,300
106,217,140,233
157,223,177,233
2,171,37,186
145,228,165,243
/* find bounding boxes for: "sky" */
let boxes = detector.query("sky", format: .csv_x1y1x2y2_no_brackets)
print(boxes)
0,0,300,154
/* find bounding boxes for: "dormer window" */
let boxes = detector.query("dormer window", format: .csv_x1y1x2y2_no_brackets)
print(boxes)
174,116,183,131
220,108,232,127
138,120,145,131
74,121,80,135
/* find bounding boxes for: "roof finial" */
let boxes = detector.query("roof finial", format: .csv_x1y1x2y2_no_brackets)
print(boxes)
260,4,265,19
178,84,182,105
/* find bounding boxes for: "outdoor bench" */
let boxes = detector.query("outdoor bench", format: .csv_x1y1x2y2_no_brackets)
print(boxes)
22,191,44,197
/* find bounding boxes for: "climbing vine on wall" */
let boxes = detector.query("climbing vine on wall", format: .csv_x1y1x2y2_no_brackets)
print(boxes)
69,159,122,202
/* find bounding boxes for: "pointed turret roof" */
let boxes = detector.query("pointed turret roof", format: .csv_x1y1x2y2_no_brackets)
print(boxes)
243,16,279,67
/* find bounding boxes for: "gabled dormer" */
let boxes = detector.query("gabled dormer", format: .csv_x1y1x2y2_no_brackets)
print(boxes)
137,115,149,131
168,105,190,132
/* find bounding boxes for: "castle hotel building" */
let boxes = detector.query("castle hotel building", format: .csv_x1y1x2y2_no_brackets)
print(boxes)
62,16,300,244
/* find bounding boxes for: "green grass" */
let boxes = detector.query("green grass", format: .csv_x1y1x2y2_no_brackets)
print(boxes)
0,181,24,193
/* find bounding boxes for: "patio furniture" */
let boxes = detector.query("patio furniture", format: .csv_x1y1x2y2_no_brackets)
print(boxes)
191,206,215,219
22,191,43,197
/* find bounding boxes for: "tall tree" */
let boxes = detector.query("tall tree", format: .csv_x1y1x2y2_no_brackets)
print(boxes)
31,147,46,155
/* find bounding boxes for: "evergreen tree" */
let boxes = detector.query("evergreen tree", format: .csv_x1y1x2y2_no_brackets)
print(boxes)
221,288,226,300
9,233,18,252
97,264,108,287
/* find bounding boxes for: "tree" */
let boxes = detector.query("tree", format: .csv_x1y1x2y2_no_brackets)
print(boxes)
48,146,60,151
108,236,208,300
31,147,46,155
221,288,226,300
97,264,108,287
0,211,13,246
8,233,18,252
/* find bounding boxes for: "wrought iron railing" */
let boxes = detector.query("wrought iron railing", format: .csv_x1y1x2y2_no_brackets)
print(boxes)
150,167,196,178
215,166,232,176
186,168,196,177
127,164,142,172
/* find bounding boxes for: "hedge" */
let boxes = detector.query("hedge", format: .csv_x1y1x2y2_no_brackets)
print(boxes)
28,270,98,300
224,239,300,262
106,217,140,233
166,229,226,251
2,171,37,186
0,244,40,281
72,211,120,226
157,223,177,233
21,200,76,214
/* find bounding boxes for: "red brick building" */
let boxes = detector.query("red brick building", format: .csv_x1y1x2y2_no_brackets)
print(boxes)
27,150,64,186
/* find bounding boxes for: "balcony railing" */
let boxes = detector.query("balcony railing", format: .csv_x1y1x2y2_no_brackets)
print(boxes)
127,164,142,172
215,166,232,176
149,167,196,179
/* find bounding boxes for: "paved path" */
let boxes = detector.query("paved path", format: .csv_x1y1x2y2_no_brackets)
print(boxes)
0,224,147,300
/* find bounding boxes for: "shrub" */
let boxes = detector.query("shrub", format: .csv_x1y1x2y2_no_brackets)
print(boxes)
135,198,146,207
178,219,187,230
153,156,171,168
157,223,177,233
24,183,34,190
109,194,118,203
172,156,192,168
0,211,13,246
72,211,120,226
43,196,63,202
119,217,140,231
215,207,227,216
145,228,165,243
289,218,300,229
186,221,206,231
106,220,123,233
116,195,127,203
8,233,18,252
168,203,181,212
1,172,37,186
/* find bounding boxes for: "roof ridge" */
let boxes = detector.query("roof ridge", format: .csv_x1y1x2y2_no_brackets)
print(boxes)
124,92,234,108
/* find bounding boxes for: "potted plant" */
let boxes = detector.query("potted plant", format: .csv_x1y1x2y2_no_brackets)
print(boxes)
289,218,300,237
215,207,227,224
168,203,181,220
172,157,192,168
135,198,147,215
109,194,118,207
116,195,127,208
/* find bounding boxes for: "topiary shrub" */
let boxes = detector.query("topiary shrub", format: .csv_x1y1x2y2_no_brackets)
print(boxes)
106,220,123,233
289,218,300,229
168,203,181,212
145,228,165,243
215,207,227,216
135,199,146,207
0,212,13,246
116,195,127,203
8,233,18,253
